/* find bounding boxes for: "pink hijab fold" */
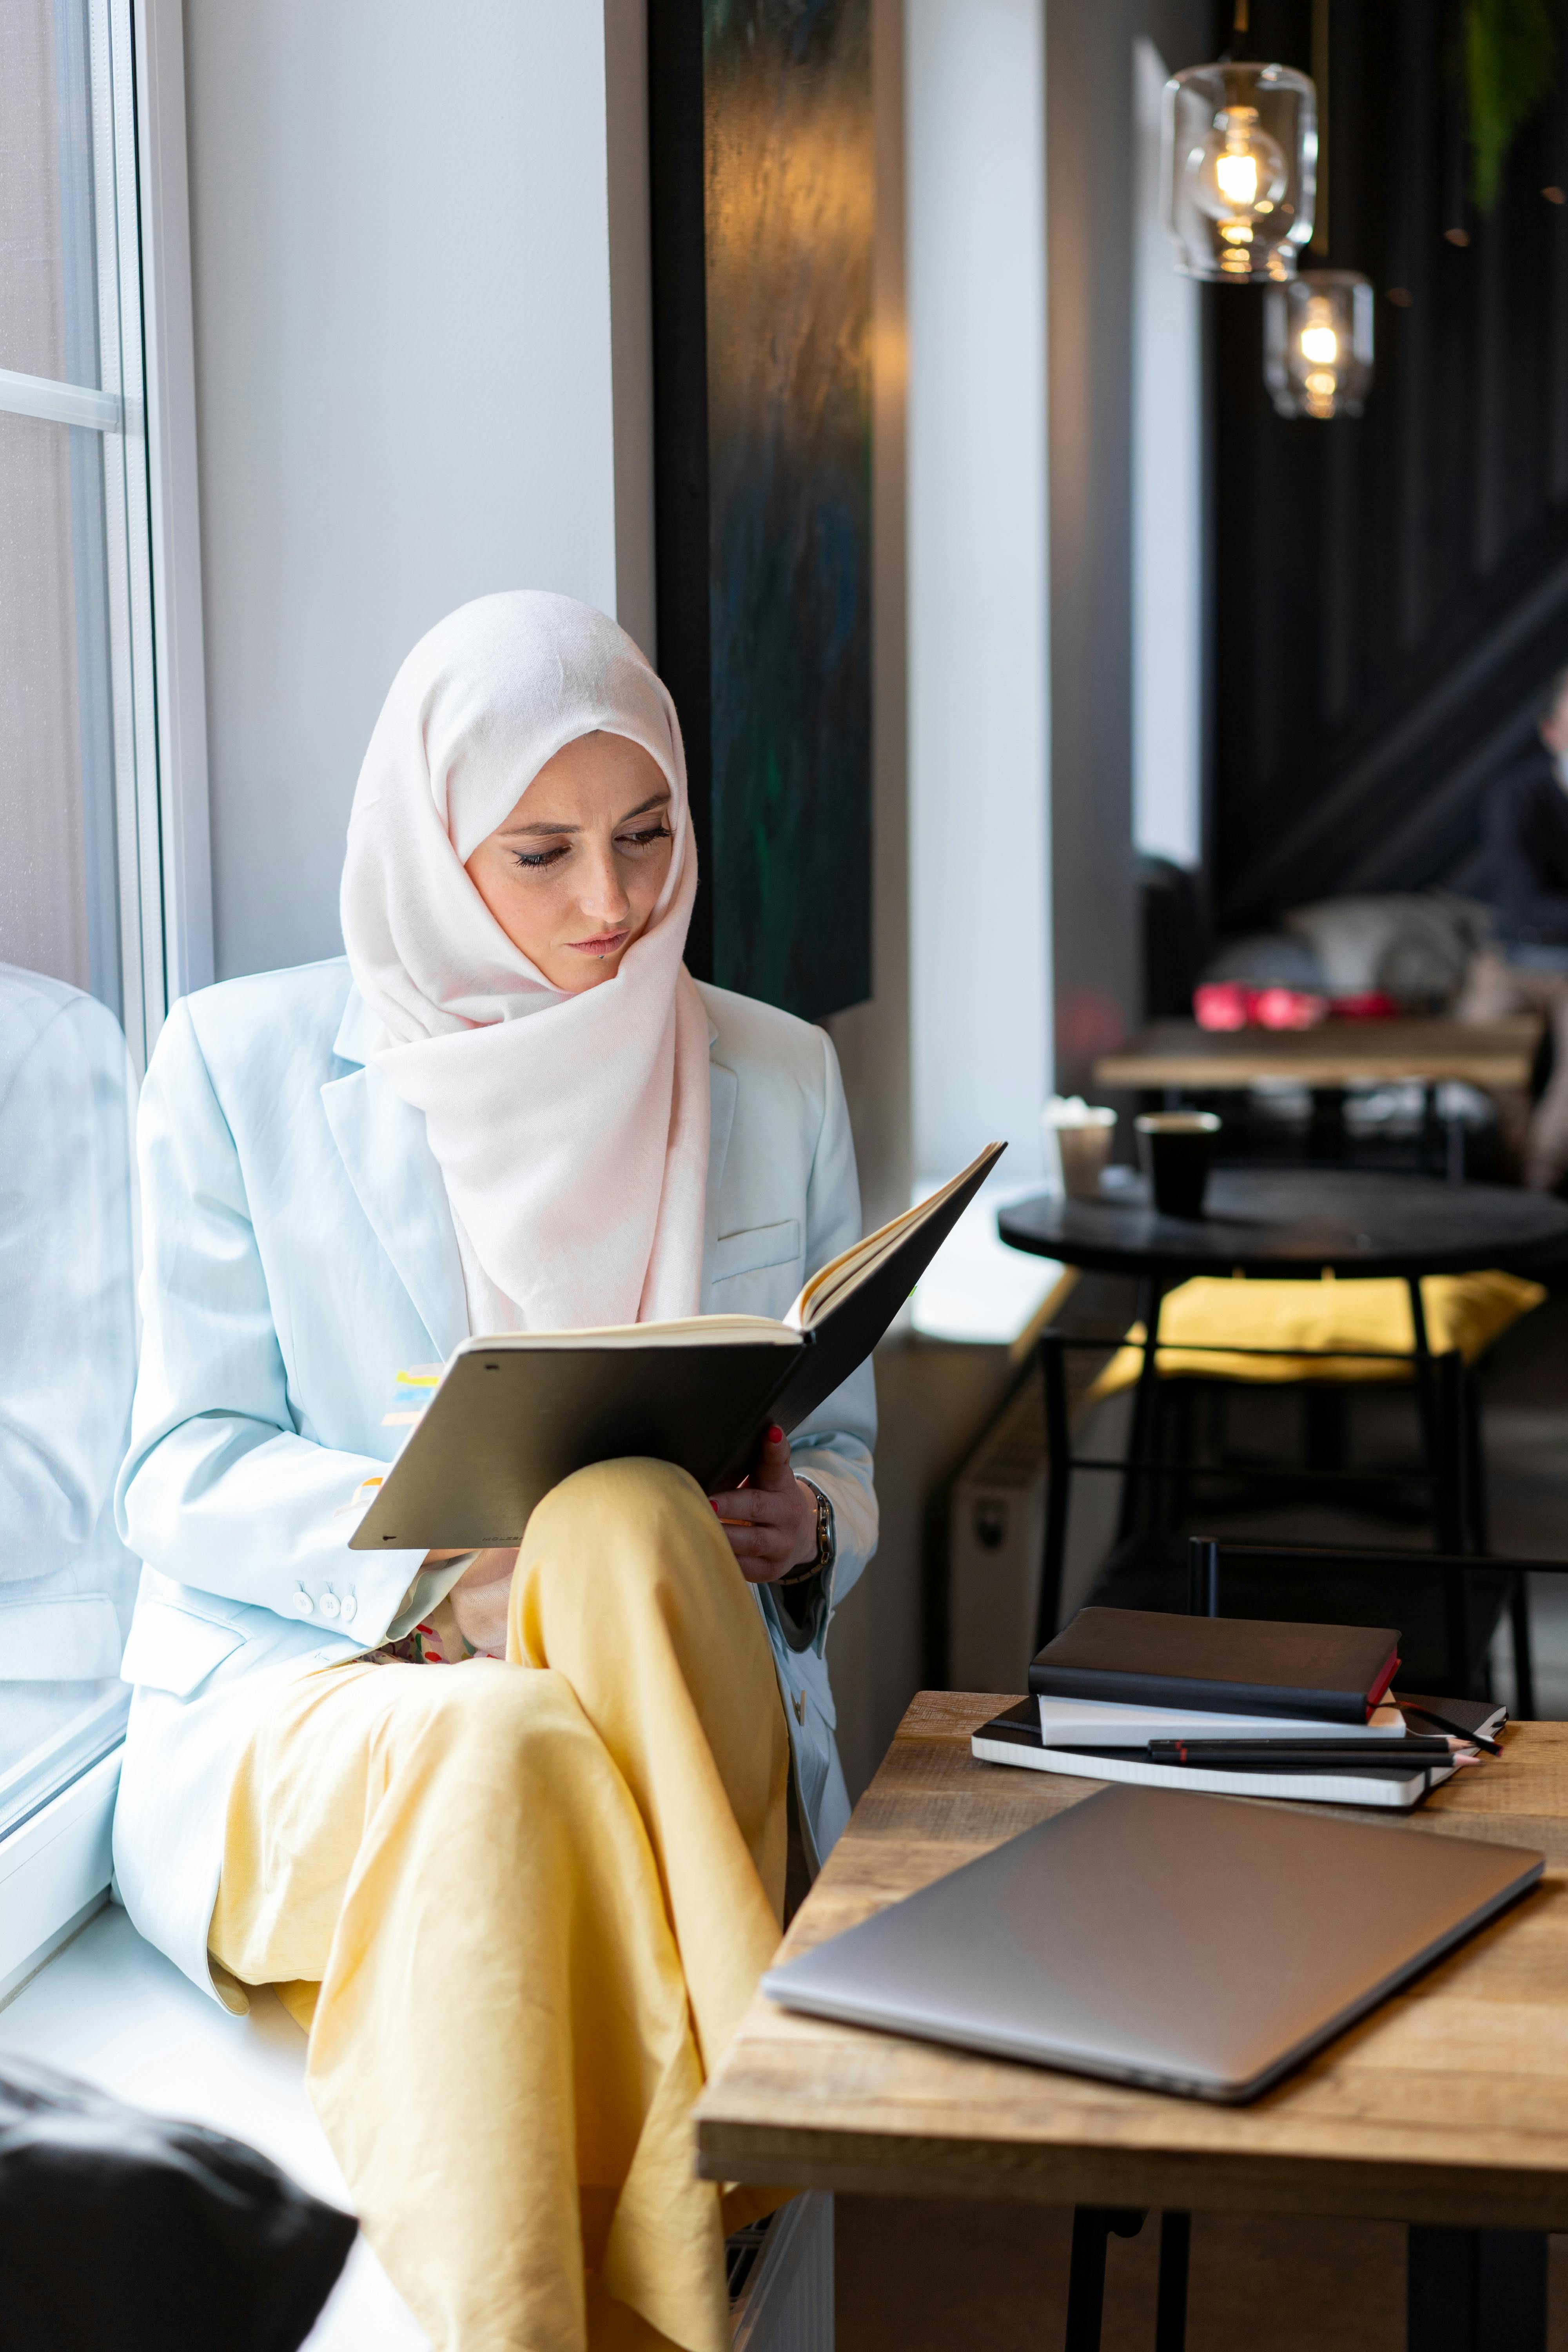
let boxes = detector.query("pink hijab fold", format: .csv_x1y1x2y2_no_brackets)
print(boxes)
339,592,710,1333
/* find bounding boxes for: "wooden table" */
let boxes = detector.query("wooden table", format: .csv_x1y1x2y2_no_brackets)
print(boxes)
698,1693,1568,2345
1094,1018,1543,1184
1093,1017,1542,1094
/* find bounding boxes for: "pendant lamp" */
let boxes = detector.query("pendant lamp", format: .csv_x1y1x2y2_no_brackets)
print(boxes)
1260,4,1373,420
1161,4,1316,283
1263,269,1374,417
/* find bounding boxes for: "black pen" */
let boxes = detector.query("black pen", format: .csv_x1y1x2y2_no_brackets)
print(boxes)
1144,1736,1474,1764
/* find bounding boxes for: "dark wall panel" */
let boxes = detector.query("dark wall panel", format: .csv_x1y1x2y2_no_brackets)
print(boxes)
1209,0,1568,931
650,0,873,1020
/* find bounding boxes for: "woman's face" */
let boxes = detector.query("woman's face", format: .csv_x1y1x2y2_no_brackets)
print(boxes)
464,731,674,993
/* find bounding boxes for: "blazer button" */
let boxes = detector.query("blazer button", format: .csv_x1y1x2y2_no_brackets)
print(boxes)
338,1594,357,1624
291,1589,314,1616
318,1592,341,1619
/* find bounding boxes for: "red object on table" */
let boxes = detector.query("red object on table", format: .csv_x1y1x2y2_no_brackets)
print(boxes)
1327,991,1402,1021
1194,982,1328,1033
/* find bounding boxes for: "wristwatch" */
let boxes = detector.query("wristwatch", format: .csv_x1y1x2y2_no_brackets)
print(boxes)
781,1477,835,1587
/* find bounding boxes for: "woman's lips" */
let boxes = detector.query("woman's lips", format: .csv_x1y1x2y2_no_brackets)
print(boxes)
566,930,630,956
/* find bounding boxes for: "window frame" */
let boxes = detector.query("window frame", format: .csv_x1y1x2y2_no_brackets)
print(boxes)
0,0,211,1071
0,0,208,1988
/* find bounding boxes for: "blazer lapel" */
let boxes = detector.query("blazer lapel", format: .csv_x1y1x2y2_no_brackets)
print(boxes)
321,1047,469,1363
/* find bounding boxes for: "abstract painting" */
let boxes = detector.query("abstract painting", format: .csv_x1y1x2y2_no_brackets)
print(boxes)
650,0,872,1020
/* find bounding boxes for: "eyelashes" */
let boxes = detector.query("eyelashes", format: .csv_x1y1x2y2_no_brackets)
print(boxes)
506,822,671,875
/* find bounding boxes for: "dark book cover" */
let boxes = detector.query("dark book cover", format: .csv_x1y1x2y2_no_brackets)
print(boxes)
1028,1608,1400,1727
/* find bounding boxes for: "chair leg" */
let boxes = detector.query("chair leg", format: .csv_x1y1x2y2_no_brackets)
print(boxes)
1037,1335,1072,1656
1117,1280,1166,1546
1464,1367,1492,1555
1064,2208,1146,2352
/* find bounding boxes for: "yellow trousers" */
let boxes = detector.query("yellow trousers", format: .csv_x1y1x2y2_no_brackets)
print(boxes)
208,1459,792,2352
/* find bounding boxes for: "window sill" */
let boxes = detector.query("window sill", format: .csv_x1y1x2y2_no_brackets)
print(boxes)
0,1744,122,2009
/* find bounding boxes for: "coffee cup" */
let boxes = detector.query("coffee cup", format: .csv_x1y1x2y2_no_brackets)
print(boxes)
1042,1099,1116,1201
1135,1111,1220,1218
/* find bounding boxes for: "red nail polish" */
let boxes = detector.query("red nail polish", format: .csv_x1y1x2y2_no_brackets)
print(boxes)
710,1499,720,1512
767,1424,784,1443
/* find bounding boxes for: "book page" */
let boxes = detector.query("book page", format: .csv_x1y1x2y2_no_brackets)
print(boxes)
452,1315,798,1353
787,1141,1005,1328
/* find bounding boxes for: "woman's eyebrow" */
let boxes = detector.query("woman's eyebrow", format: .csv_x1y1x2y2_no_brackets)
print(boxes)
499,790,671,839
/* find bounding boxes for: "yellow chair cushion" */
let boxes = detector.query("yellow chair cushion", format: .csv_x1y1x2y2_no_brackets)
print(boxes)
1088,1269,1546,1401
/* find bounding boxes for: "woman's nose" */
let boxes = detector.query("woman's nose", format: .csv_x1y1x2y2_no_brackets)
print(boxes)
578,845,631,922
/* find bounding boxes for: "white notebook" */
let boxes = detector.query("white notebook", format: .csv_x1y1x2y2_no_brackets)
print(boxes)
973,1700,1459,1811
1035,1693,1408,1747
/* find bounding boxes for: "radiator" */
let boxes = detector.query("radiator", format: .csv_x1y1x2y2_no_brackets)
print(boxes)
731,2192,834,2352
947,1372,1048,1694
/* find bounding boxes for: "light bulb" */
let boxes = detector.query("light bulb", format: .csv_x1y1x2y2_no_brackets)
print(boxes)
1215,150,1260,206
1185,106,1289,227
1298,295,1339,365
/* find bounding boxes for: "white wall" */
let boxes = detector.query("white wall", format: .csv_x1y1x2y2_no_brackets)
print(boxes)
904,0,1051,1184
1131,34,1202,872
183,0,651,982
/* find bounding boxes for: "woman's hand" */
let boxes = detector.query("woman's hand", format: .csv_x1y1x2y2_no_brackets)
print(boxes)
445,1546,519,1655
708,1425,819,1585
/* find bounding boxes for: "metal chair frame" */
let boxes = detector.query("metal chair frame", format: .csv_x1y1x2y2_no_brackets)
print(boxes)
1033,1270,1526,1705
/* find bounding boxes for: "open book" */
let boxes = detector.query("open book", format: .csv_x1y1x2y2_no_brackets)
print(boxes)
350,1141,1005,1552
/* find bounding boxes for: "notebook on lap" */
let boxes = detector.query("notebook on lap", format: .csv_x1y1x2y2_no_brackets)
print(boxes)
763,1785,1541,2103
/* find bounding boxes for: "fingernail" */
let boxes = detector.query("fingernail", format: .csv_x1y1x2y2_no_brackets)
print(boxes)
710,1499,720,1512
767,1425,784,1443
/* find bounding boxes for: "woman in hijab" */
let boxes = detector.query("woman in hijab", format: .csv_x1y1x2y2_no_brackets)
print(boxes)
113,593,877,2352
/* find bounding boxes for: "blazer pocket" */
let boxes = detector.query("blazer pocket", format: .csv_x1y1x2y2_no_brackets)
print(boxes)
119,1599,246,1697
712,1219,802,1283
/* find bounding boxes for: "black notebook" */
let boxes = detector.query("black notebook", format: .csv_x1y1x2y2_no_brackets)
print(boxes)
1028,1607,1401,1728
351,1142,1005,1551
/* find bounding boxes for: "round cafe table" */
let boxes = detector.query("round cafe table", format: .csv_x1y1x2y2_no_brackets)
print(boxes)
996,1167,1568,1668
997,1165,1568,1285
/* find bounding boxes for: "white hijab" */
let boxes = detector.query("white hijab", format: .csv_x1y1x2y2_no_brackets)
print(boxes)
339,592,711,1332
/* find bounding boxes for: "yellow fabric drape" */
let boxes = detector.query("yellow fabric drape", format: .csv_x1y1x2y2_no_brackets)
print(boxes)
209,1458,792,2352
1088,1269,1544,1400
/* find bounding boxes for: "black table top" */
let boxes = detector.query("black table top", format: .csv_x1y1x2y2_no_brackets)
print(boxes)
997,1167,1568,1281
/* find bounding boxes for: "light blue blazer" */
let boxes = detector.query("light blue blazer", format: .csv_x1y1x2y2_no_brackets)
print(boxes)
112,958,877,2002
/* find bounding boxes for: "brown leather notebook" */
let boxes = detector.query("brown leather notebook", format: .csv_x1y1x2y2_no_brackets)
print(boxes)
1028,1607,1401,1726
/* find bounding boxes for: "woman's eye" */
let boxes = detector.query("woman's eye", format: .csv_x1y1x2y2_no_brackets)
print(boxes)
508,845,569,871
618,824,671,853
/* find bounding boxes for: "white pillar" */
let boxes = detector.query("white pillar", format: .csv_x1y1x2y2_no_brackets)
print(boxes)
905,0,1051,1185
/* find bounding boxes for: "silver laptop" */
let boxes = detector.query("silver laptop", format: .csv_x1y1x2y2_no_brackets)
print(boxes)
763,1784,1541,2103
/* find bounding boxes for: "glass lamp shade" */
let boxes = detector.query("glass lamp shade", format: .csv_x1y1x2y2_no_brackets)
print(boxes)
1264,270,1375,418
1162,60,1316,283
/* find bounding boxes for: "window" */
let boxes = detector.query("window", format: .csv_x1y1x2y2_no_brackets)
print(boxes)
0,0,196,1842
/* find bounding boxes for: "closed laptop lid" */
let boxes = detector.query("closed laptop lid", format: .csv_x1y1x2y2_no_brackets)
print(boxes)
764,1785,1542,2103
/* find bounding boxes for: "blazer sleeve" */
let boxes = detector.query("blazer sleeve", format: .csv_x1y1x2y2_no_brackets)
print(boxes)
785,1027,878,1620
114,1000,427,1641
